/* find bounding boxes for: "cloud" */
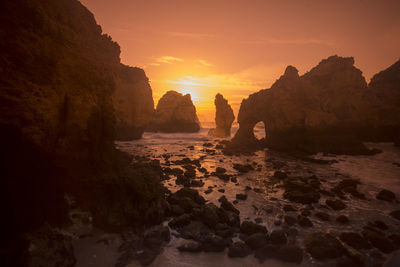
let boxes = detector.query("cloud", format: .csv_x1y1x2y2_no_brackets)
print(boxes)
166,31,214,39
196,59,213,67
242,37,334,46
155,56,183,64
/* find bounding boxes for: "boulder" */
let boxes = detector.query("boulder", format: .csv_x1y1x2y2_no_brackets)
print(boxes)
390,210,400,221
147,91,200,132
209,94,235,138
376,189,396,202
339,232,371,250
240,221,267,235
269,230,287,246
245,233,269,249
228,242,252,258
304,232,345,260
326,199,347,210
362,226,396,253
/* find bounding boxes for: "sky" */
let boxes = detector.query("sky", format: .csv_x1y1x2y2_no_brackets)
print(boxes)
80,0,400,122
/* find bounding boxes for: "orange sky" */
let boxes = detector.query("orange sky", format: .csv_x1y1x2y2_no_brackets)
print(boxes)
80,0,400,122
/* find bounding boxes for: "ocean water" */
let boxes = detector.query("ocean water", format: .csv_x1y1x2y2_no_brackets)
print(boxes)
74,124,400,267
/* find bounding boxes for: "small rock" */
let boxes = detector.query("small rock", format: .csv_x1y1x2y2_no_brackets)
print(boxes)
228,242,252,258
376,189,396,202
362,226,396,253
298,215,313,227
390,210,400,220
236,193,247,200
304,232,345,260
283,205,297,212
326,199,347,210
339,232,371,250
336,215,349,224
270,230,287,245
245,233,269,249
240,221,268,235
315,212,330,221
284,215,297,226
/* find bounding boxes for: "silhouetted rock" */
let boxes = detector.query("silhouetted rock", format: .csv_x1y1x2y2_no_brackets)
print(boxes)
339,232,371,250
209,94,235,137
376,189,396,202
362,227,396,253
390,210,400,221
304,232,345,260
228,242,252,257
147,91,200,132
270,230,287,245
245,233,269,249
229,55,400,154
366,59,400,143
114,65,154,140
240,221,268,235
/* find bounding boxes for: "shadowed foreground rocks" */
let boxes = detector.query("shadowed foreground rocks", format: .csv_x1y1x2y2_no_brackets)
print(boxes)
229,56,400,155
147,91,200,133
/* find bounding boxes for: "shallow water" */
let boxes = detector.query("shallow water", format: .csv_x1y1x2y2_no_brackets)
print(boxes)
74,125,400,267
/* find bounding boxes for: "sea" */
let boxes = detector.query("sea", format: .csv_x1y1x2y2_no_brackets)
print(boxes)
73,122,400,267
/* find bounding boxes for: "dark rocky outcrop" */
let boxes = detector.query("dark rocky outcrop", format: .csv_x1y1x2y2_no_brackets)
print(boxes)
147,91,200,133
304,232,345,260
230,55,400,154
114,65,154,140
209,93,235,137
0,0,167,264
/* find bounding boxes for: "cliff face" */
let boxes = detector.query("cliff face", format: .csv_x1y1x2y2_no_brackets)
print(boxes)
364,59,400,142
147,91,200,132
231,56,374,154
0,0,165,239
114,65,154,140
211,93,235,137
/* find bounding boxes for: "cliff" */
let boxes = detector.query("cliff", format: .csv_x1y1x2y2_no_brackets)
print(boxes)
230,56,382,154
209,93,235,137
114,64,154,140
0,0,166,244
363,59,400,142
147,90,200,132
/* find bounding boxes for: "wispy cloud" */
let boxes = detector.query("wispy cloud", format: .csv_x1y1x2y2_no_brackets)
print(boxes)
196,59,213,67
242,37,334,46
155,56,183,64
166,31,214,39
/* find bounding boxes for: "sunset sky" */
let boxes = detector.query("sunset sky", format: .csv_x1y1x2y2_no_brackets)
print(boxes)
80,0,400,122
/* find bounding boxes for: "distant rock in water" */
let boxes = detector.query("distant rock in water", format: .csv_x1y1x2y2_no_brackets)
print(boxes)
114,65,154,140
147,91,200,133
209,94,235,138
230,55,396,155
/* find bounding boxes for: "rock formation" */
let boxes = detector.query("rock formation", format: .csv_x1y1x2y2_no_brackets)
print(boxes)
147,91,200,132
363,59,400,143
114,65,154,140
0,0,166,262
209,94,235,137
230,55,399,154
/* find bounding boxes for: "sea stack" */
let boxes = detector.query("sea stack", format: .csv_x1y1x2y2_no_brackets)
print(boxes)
210,93,235,137
147,90,200,132
114,65,154,140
